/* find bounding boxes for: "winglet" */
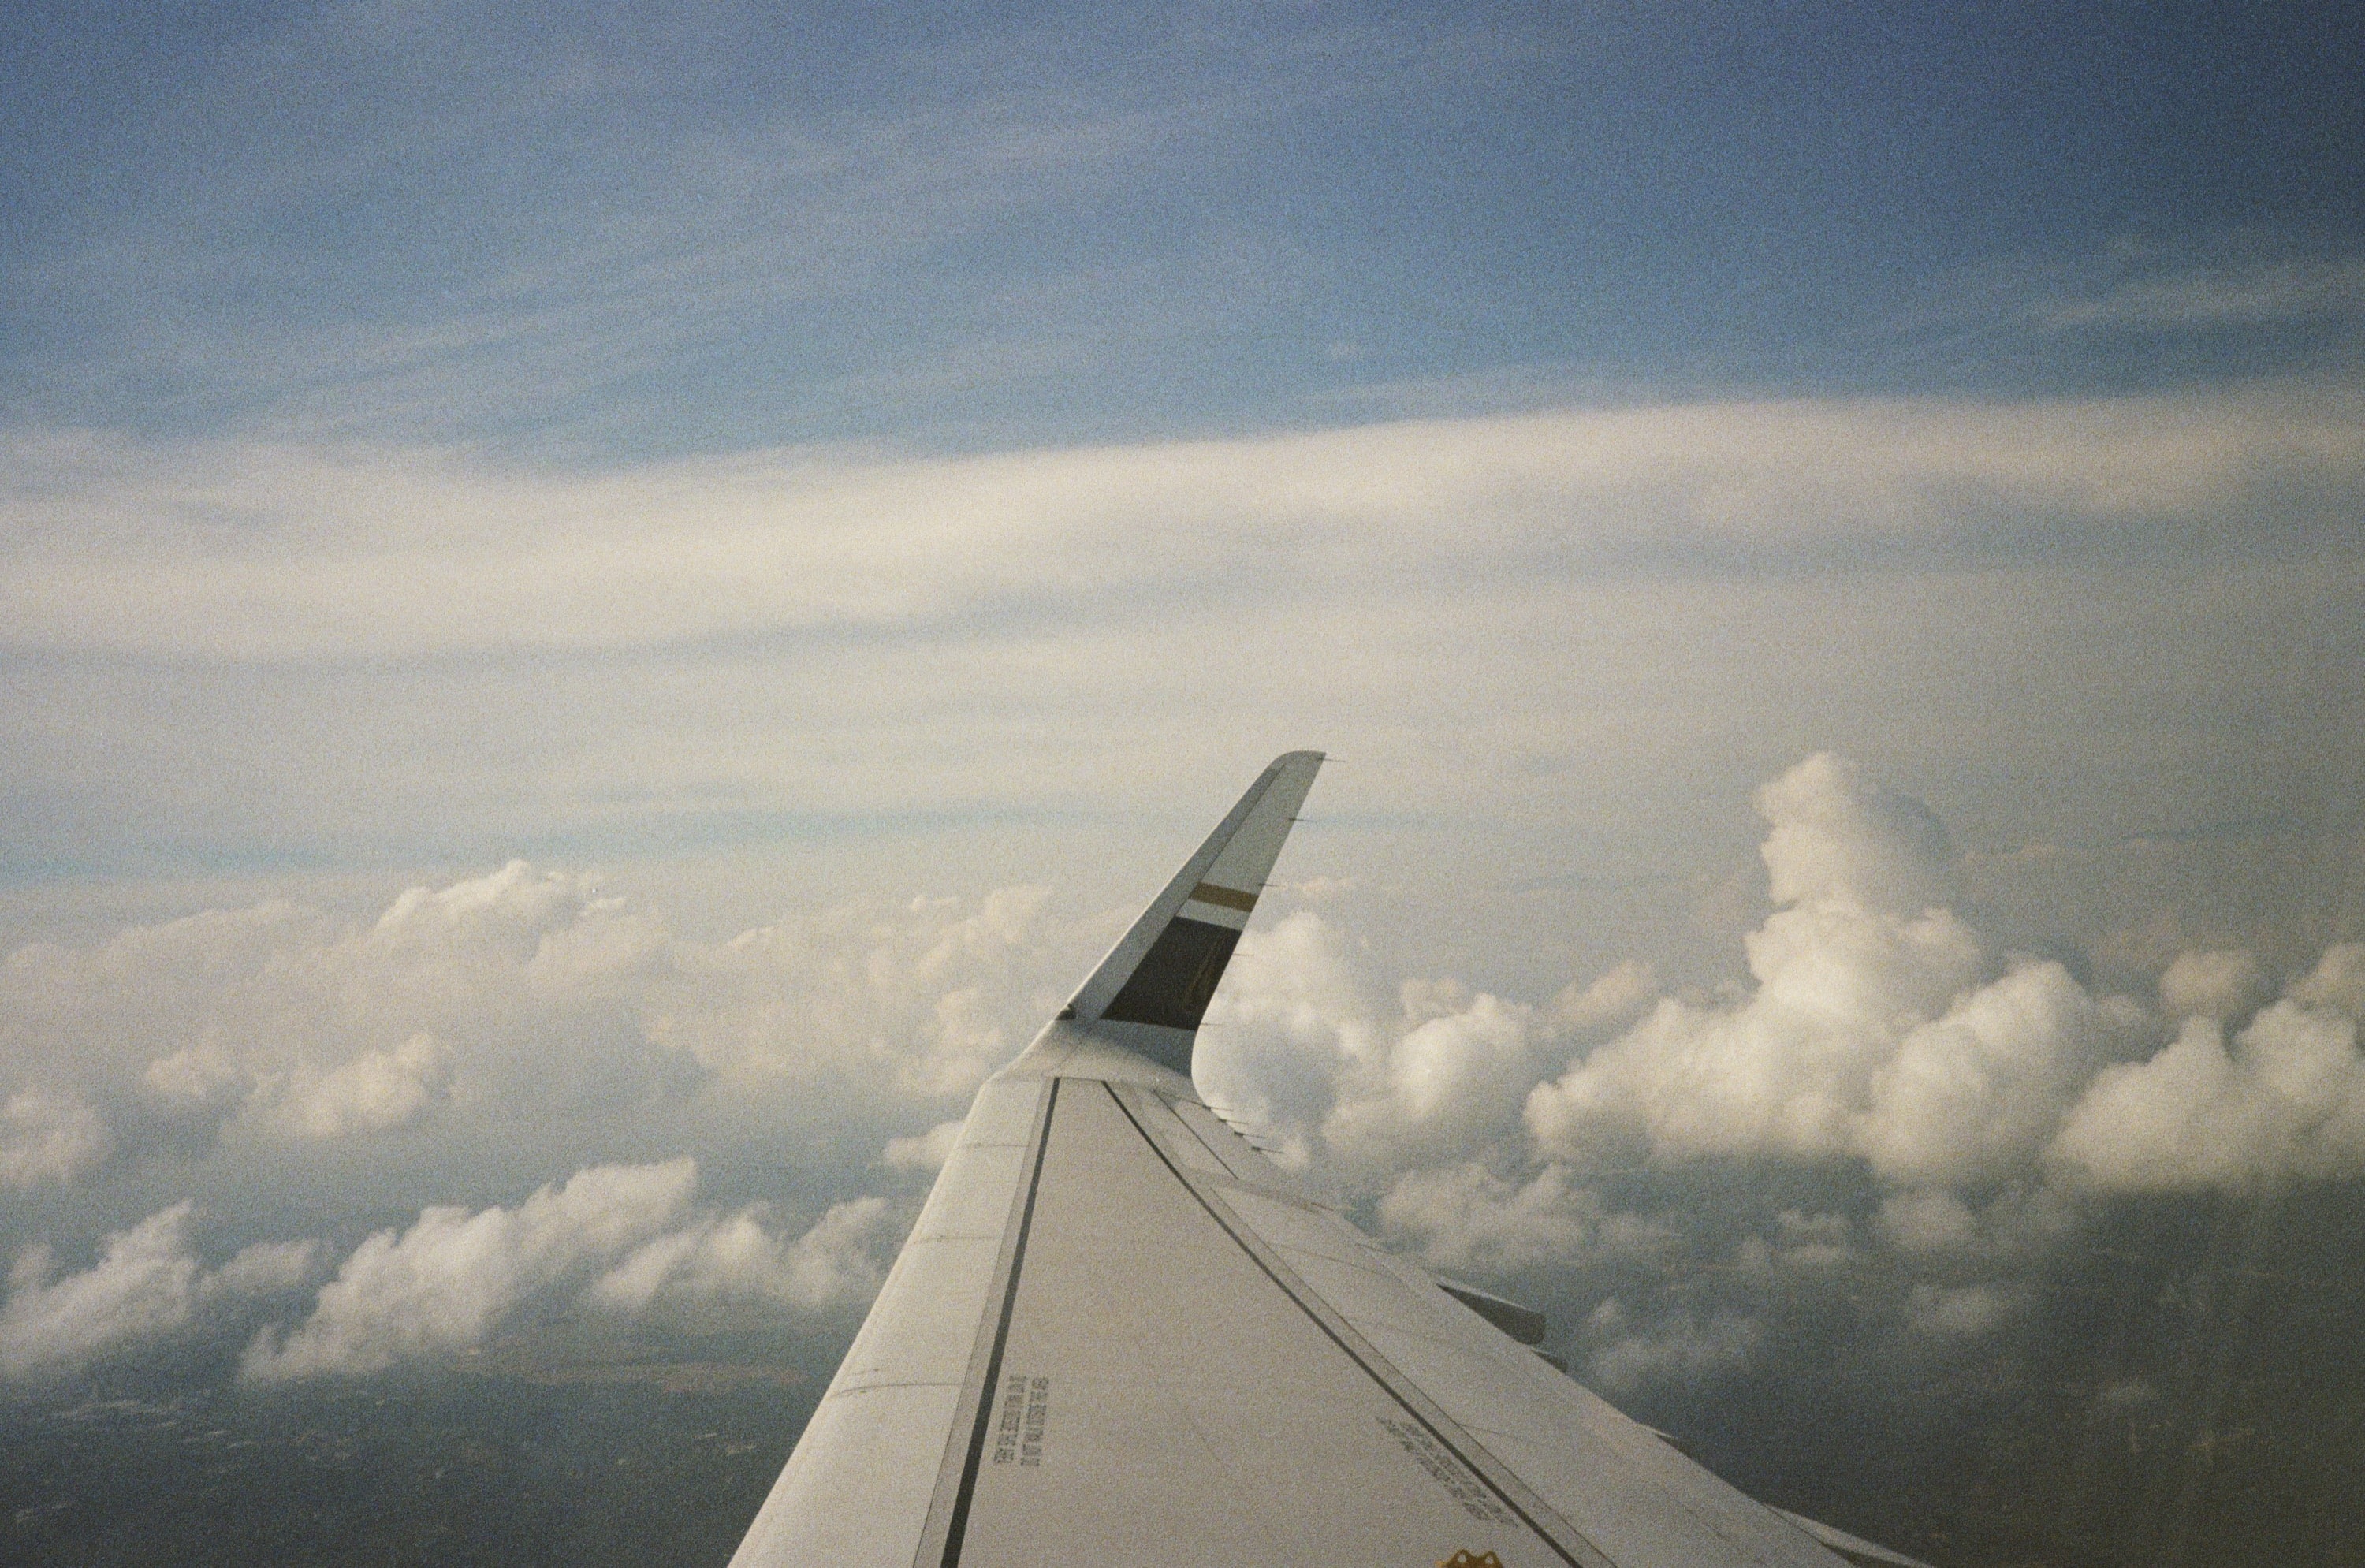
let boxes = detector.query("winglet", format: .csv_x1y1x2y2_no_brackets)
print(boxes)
1061,752,1324,1073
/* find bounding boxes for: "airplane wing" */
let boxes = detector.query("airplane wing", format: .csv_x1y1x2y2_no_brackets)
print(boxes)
728,753,1928,1568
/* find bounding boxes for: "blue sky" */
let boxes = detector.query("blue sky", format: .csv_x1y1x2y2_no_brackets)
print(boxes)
0,2,2359,905
5,1,2361,456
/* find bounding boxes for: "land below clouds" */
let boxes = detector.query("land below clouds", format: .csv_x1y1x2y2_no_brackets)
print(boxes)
2,1334,818,1568
10,1188,2365,1568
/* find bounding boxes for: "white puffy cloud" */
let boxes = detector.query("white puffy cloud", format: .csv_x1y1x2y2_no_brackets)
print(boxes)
0,1203,316,1380
1550,962,1659,1037
587,1197,895,1326
1376,1163,1669,1274
1756,752,1953,914
1584,1302,1764,1395
2051,952,2365,1191
2,864,660,1160
1193,909,1389,1149
281,1033,453,1140
241,1160,900,1382
1876,1190,1985,1257
883,1119,966,1173
2292,943,2365,1017
0,865,1093,1197
0,1090,110,1189
241,1160,697,1381
2031,949,2365,1196
1767,1210,1852,1272
16,747,2365,1402
1526,754,2141,1185
1497,760,2365,1204
1325,991,1546,1164
1863,959,2146,1186
1197,911,1657,1175
653,885,1071,1101
1905,1282,2019,1339
2158,948,2271,1024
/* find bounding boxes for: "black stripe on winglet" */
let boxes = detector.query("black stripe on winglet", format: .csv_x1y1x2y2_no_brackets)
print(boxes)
1098,917,1242,1030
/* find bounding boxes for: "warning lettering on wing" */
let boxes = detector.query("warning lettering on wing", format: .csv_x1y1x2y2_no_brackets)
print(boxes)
1378,1417,1514,1524
991,1373,1051,1467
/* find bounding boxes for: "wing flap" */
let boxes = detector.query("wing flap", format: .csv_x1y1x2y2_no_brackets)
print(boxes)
945,1078,1597,1567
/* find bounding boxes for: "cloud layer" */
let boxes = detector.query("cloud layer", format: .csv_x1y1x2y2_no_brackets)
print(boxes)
6,750,2365,1406
4,387,2360,661
1197,753,2365,1215
0,1204,314,1380
240,1160,891,1382
1188,752,2365,1392
0,861,1096,1203
0,1164,894,1384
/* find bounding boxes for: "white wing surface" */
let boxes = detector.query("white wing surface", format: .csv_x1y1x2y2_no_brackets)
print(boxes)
728,753,1926,1568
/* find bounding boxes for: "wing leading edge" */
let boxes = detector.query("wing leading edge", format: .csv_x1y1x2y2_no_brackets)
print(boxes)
728,754,1926,1568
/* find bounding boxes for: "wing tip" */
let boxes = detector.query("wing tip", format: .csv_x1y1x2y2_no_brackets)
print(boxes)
1063,750,1327,1039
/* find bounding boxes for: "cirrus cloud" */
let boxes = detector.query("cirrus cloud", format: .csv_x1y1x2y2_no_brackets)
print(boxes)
4,385,2359,662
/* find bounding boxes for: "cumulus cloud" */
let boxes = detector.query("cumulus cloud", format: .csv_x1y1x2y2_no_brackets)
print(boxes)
1376,1163,1669,1274
281,1033,453,1140
2158,948,2272,1025
1584,1302,1764,1395
1876,1190,1985,1258
0,864,1093,1196
2,863,669,1162
1197,912,1660,1177
241,1160,698,1381
1904,1282,2020,1339
1738,1211,1854,1274
0,1203,316,1380
2292,942,2365,1017
0,1090,110,1189
1860,958,2146,1186
655,885,1071,1101
2052,952,2365,1192
1179,750,2365,1400
1492,762,2365,1204
883,1119,966,1173
14,748,2365,1407
240,1161,898,1382
1550,962,1658,1037
1194,909,1388,1146
1326,990,1548,1164
1756,752,1953,914
586,1197,894,1326
1525,754,2143,1186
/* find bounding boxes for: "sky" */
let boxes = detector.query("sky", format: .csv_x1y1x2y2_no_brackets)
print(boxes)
2,3,2364,1561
